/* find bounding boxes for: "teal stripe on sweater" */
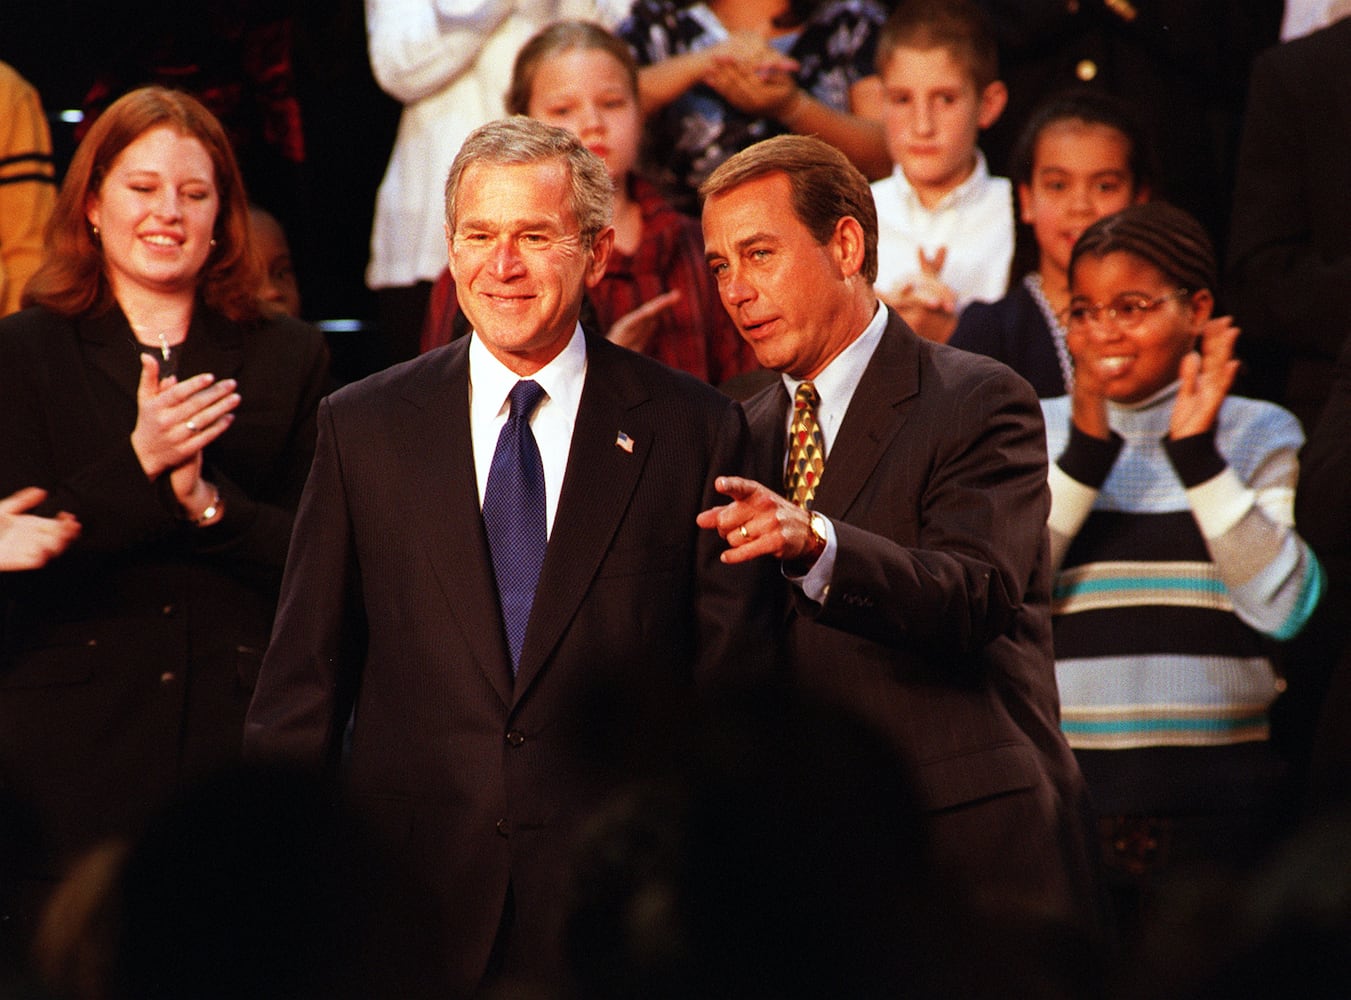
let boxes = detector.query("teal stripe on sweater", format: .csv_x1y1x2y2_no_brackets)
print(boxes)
1061,716,1265,736
1055,576,1228,601
1274,552,1326,641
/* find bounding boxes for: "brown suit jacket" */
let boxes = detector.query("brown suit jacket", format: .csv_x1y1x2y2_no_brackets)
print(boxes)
744,310,1096,933
244,331,772,997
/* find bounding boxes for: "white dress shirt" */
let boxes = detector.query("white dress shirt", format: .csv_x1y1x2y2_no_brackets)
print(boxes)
782,302,888,602
468,325,587,537
364,0,616,289
871,150,1014,311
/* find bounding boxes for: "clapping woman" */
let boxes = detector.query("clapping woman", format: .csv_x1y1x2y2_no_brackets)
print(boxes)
0,87,328,889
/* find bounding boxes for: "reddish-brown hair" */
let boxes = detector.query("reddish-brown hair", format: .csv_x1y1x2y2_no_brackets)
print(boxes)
24,86,261,321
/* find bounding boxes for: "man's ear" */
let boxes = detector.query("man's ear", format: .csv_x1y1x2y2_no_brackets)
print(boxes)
977,80,1008,130
584,226,615,289
831,215,867,280
444,222,460,282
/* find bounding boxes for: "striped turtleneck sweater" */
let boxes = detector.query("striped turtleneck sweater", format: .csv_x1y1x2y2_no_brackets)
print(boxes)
1041,383,1323,813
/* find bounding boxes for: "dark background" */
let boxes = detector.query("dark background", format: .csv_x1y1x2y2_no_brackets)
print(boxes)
0,0,401,381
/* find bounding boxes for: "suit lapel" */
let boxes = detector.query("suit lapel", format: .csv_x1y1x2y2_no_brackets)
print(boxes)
744,380,798,628
180,308,245,383
400,342,516,707
512,336,652,700
744,378,791,487
78,300,254,421
78,307,141,403
811,313,920,520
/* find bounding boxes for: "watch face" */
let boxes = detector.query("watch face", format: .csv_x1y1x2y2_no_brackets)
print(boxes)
809,512,827,549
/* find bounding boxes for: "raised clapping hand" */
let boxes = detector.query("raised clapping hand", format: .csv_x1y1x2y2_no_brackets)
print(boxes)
0,488,81,571
606,289,682,354
129,353,239,505
703,32,802,118
1170,315,1241,439
881,248,958,343
696,475,817,564
1065,308,1112,441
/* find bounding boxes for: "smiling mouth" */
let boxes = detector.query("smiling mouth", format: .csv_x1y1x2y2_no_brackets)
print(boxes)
1098,356,1132,376
141,234,182,248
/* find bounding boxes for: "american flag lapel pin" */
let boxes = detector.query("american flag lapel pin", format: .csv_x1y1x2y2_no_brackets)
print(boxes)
615,431,635,454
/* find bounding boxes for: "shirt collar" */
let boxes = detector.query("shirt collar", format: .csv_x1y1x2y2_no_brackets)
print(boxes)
893,149,994,214
469,323,588,421
780,301,887,447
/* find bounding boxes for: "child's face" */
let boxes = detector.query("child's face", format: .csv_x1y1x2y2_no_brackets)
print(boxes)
880,46,1005,203
1067,251,1207,404
1019,120,1145,281
527,48,641,183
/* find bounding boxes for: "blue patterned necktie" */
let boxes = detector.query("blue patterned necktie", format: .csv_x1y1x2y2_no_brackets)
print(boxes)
483,379,548,675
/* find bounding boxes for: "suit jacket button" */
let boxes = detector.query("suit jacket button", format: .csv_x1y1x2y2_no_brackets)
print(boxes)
496,819,510,837
505,730,525,747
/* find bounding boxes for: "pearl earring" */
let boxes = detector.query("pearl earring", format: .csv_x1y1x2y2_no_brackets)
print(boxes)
210,238,217,247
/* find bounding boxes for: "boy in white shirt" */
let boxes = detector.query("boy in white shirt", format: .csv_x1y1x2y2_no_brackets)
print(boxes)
871,0,1011,343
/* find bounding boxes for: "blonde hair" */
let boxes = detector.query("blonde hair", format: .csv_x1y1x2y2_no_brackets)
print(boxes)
876,0,999,91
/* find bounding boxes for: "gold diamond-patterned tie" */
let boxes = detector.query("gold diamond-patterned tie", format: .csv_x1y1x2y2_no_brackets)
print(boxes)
785,380,825,508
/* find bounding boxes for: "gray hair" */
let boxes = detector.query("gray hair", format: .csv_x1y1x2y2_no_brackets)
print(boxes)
443,116,613,245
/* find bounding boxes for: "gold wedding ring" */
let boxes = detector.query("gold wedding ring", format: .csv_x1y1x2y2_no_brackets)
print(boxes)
739,524,749,541
186,419,198,432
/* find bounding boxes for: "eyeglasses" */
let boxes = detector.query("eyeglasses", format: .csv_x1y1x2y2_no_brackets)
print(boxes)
1063,289,1190,332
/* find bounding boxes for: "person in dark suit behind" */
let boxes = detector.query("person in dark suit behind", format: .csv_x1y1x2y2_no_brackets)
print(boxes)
243,116,772,999
1297,329,1351,817
1225,15,1351,823
1226,15,1351,436
696,134,1102,995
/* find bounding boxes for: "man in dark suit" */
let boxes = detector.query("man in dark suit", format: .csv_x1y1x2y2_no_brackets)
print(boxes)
1227,15,1351,434
1225,16,1351,808
243,118,769,998
697,134,1100,985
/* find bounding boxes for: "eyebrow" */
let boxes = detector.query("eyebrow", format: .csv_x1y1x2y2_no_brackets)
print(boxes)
455,216,564,233
705,231,778,264
1035,166,1129,177
120,168,214,184
1069,289,1157,301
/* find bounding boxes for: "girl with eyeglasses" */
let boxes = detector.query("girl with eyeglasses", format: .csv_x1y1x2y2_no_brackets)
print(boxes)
1040,200,1325,954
